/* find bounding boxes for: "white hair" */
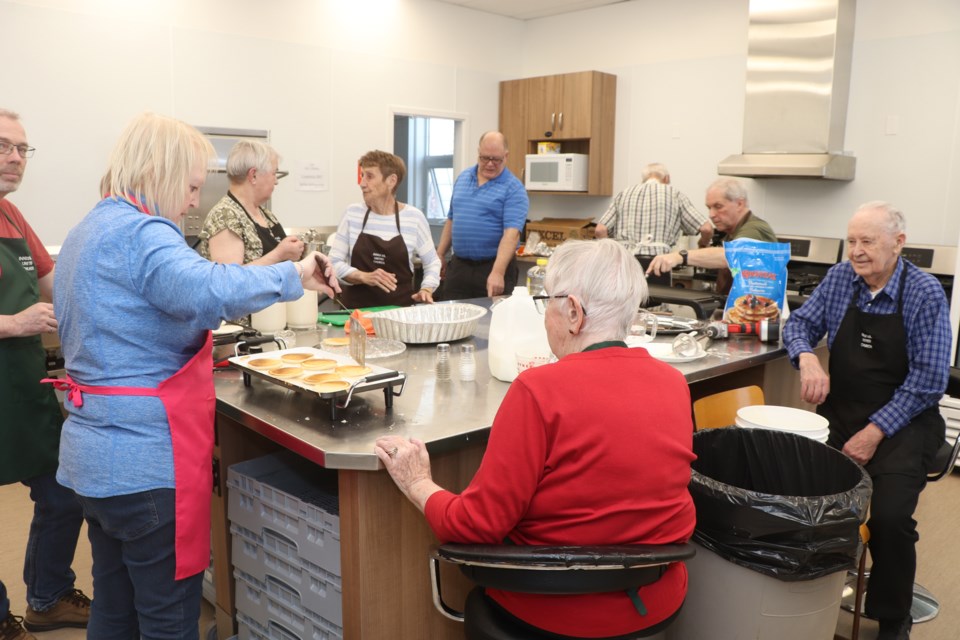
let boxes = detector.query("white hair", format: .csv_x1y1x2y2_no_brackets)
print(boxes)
708,177,749,207
856,200,905,235
641,163,669,182
544,239,648,340
226,139,279,184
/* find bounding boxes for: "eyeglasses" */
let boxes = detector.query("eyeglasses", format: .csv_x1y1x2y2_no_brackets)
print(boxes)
478,155,504,165
276,170,289,180
0,141,36,158
532,294,587,316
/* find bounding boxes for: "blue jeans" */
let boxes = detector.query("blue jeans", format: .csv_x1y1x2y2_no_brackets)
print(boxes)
76,489,202,640
0,472,84,618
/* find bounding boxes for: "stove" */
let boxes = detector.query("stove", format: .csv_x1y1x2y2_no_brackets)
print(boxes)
896,243,956,299
779,235,844,310
861,241,958,366
783,236,958,310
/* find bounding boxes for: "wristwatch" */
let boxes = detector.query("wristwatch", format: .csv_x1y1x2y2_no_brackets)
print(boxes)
679,250,689,266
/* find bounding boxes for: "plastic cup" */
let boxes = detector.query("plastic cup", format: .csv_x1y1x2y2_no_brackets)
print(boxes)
630,310,659,340
516,351,552,374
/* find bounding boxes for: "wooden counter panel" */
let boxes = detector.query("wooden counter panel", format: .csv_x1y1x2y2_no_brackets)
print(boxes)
339,440,486,640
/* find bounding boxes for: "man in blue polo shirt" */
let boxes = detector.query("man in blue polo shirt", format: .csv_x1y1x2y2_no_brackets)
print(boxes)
436,131,529,299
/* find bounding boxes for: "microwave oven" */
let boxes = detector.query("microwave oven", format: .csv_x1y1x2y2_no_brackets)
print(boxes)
525,153,589,191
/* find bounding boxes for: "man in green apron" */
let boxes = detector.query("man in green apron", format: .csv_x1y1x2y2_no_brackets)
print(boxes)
0,109,90,640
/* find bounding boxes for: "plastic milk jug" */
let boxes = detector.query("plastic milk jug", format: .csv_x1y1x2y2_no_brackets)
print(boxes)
488,287,552,382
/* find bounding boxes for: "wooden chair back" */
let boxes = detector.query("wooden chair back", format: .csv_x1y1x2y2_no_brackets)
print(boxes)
692,385,765,431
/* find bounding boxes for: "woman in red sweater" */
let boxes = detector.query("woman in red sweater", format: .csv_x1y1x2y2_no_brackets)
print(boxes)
376,239,696,639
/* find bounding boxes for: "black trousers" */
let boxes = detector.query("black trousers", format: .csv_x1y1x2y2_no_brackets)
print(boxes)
864,470,926,622
437,255,518,301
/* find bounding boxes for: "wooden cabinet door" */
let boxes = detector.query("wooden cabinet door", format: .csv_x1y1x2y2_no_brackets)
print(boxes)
553,71,596,140
499,78,529,183
524,75,560,140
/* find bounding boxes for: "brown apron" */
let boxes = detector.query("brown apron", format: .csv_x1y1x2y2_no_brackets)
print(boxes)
339,204,415,308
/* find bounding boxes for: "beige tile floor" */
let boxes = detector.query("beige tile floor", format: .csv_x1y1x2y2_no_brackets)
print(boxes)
3,473,959,640
0,482,216,639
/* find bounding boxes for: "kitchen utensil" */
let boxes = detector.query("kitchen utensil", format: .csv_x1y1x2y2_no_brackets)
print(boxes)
706,320,780,343
515,351,552,374
317,337,406,360
651,316,705,335
629,310,658,342
642,341,708,364
435,343,451,381
672,331,709,358
349,315,366,366
368,303,487,344
228,347,405,419
735,405,830,443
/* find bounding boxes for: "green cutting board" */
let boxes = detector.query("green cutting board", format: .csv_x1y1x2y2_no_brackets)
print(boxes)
317,306,400,326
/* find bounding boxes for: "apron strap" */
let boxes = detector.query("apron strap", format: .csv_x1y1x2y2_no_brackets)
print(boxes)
41,374,159,408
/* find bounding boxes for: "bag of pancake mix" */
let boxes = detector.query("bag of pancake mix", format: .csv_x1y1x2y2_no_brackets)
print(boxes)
723,239,791,324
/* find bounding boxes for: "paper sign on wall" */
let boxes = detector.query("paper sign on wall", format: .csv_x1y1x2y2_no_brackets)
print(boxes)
297,161,327,192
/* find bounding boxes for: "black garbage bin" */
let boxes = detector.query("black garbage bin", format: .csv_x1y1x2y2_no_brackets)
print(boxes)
668,427,872,640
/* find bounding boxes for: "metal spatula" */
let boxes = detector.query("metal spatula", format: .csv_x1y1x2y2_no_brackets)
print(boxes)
349,315,366,366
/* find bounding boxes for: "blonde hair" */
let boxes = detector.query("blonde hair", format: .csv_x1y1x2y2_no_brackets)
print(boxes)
101,112,215,220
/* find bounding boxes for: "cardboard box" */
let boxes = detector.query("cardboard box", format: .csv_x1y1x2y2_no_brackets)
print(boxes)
525,218,596,247
537,141,562,154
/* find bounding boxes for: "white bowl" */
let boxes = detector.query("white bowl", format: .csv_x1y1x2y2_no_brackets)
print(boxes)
368,303,487,344
736,405,830,433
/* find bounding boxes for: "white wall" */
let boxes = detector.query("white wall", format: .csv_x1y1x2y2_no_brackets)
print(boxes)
6,0,960,248
3,0,525,244
519,0,960,247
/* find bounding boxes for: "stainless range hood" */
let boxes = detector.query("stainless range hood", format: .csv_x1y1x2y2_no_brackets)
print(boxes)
718,0,857,180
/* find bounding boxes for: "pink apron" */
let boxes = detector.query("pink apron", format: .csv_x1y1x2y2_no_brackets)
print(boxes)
45,332,215,580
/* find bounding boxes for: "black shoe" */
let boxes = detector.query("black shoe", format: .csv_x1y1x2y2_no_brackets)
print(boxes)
877,615,912,640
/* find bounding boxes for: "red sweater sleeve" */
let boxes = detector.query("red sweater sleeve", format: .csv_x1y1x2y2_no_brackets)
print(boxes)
425,381,546,543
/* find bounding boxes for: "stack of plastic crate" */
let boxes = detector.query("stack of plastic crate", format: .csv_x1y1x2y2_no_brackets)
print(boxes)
227,451,343,640
940,393,960,472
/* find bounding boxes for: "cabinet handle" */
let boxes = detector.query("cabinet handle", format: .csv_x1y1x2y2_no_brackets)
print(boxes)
551,112,556,131
558,112,564,131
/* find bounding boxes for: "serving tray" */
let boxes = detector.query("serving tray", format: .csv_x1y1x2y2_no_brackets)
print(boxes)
228,347,406,419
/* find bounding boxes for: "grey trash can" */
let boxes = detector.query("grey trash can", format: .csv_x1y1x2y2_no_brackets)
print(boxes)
669,428,872,640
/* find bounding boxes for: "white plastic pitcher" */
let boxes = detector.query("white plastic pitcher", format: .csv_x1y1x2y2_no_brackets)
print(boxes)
488,287,552,382
251,302,287,334
286,290,319,329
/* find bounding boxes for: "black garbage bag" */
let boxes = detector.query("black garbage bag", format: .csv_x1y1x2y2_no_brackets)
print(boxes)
690,427,872,581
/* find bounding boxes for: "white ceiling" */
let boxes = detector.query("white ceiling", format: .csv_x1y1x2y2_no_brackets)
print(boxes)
433,0,628,21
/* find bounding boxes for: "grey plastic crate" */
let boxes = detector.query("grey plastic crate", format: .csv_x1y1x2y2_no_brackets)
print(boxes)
235,572,343,640
227,453,341,575
231,523,343,626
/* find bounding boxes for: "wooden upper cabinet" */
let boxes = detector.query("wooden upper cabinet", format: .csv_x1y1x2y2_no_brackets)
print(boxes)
499,78,528,183
499,70,616,196
526,72,597,140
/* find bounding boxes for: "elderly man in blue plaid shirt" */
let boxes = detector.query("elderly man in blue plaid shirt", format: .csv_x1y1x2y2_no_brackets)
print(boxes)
783,201,950,640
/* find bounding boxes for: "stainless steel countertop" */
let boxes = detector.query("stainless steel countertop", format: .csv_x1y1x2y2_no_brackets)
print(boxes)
214,300,786,471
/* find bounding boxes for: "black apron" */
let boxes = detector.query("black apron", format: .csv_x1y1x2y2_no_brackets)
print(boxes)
0,208,63,484
339,204,415,308
817,264,943,476
227,191,285,257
